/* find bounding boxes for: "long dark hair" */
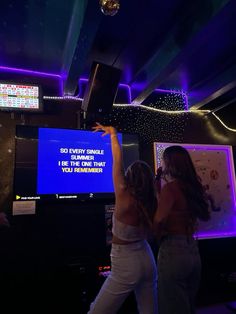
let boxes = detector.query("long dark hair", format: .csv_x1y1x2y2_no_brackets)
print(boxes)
162,145,210,221
125,160,157,229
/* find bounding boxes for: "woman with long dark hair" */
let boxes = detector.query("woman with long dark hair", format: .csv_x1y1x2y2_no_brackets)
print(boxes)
88,123,158,314
153,145,210,314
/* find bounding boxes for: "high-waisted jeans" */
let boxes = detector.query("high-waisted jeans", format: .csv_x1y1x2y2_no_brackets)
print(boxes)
88,240,158,314
157,235,201,314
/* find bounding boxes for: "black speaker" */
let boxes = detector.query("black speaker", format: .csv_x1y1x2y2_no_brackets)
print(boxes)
81,62,122,115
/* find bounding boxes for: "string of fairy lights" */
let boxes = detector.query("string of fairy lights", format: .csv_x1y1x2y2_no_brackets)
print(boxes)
109,93,190,143
43,94,236,134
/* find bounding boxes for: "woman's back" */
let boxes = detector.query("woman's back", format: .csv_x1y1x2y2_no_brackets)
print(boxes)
88,123,158,314
163,180,196,236
112,189,147,244
115,189,140,224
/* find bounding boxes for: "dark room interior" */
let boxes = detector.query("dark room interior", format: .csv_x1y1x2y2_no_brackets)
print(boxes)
0,1,236,313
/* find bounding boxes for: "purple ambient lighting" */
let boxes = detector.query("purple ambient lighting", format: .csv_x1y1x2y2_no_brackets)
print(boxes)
0,65,63,96
79,78,185,105
77,78,88,98
0,67,188,104
154,142,236,240
197,230,236,240
78,78,132,104
130,82,188,107
118,83,132,104
59,77,65,97
183,93,189,110
154,88,184,94
0,65,61,78
225,146,236,208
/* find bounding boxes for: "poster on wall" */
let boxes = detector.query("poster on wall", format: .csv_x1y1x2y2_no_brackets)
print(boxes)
153,143,236,239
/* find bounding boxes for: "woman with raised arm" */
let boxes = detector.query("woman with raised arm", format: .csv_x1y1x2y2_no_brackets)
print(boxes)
153,145,210,314
88,123,158,314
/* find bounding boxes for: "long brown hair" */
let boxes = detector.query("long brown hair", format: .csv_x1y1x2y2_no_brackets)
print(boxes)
162,145,210,221
125,160,157,229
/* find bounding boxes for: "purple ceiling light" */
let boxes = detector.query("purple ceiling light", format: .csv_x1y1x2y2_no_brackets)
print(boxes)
78,78,132,104
0,65,64,96
0,65,62,78
0,66,188,105
117,83,132,104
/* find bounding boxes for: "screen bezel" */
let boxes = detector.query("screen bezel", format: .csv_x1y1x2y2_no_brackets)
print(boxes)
0,81,43,113
13,125,140,203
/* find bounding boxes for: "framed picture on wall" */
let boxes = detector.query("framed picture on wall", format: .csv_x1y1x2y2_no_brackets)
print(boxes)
153,142,236,239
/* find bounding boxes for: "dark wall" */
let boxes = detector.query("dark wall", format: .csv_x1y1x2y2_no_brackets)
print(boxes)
1,91,236,312
2,91,236,212
0,99,110,314
0,100,80,212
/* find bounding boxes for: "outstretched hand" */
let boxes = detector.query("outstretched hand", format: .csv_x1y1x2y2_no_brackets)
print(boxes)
92,122,116,136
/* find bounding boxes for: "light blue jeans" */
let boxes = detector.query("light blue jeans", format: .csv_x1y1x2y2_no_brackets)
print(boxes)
157,235,201,314
88,240,158,314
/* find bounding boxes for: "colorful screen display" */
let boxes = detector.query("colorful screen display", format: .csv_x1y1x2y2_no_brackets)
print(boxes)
37,128,119,195
14,126,139,201
0,82,42,112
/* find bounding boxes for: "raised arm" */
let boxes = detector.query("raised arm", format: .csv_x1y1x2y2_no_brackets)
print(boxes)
92,123,126,195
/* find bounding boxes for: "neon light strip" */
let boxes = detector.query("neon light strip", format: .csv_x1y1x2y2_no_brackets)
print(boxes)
78,78,132,104
0,65,63,97
79,78,185,105
119,83,132,104
197,231,236,240
226,146,236,209
212,112,236,132
114,103,209,114
59,77,64,96
184,93,189,110
2,66,235,133
77,78,88,98
0,66,187,107
154,88,186,95
0,65,61,78
43,96,83,101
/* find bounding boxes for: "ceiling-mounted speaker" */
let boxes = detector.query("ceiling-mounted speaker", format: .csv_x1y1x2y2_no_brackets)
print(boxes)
81,62,122,115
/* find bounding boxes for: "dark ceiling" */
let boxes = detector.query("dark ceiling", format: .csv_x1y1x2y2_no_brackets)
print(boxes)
0,0,236,116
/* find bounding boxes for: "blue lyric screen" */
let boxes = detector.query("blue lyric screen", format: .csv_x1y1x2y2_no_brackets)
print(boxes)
37,128,121,195
13,125,140,202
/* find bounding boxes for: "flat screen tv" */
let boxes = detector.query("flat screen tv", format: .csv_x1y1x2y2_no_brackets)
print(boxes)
13,125,139,202
0,82,43,112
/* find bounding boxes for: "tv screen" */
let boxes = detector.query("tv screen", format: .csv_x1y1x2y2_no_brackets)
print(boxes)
0,82,43,112
14,125,139,201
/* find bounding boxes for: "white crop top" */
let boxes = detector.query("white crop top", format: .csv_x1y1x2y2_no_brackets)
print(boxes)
112,214,146,241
